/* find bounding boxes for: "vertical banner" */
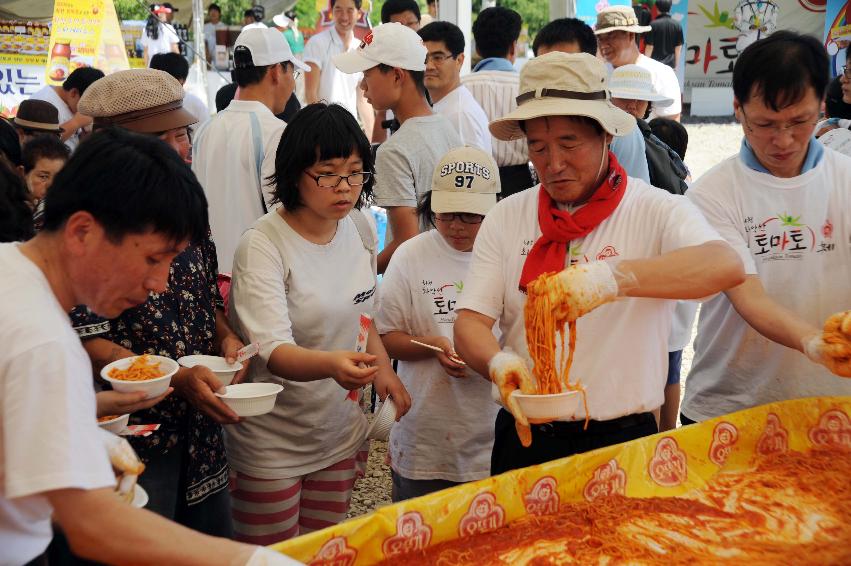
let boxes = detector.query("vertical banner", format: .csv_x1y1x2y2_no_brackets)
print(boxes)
0,20,49,116
670,1,691,91
575,0,631,30
45,0,128,87
824,0,851,76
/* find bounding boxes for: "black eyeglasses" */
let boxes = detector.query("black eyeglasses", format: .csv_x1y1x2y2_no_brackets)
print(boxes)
304,171,372,188
425,51,458,65
433,212,484,224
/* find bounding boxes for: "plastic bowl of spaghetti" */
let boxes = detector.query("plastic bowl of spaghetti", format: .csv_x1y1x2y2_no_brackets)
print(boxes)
178,354,243,387
215,383,283,417
101,355,178,399
511,390,582,422
97,413,130,434
366,398,397,441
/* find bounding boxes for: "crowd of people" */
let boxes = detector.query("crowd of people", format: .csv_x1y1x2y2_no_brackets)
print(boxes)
2,3,851,565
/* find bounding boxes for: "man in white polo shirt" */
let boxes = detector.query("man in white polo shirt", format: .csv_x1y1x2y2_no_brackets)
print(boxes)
418,21,491,153
303,0,372,132
453,52,745,474
595,5,682,122
335,22,462,273
192,27,307,272
682,32,851,425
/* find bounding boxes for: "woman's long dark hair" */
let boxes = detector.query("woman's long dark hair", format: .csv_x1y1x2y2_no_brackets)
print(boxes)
146,10,160,40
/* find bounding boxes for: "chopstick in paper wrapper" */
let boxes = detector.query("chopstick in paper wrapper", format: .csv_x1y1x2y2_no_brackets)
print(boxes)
120,424,160,437
345,313,373,402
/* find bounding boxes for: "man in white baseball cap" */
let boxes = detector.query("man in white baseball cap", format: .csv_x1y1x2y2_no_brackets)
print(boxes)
453,51,744,474
595,5,682,121
334,22,462,273
192,27,307,272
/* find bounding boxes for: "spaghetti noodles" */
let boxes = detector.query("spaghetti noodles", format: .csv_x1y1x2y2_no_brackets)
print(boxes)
524,272,589,417
107,355,165,381
378,449,851,565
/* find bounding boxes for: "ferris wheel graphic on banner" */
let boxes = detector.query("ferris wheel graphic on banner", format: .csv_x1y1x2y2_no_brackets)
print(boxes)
732,0,780,52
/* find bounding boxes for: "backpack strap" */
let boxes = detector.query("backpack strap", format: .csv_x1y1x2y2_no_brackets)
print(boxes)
348,208,378,278
248,112,269,214
250,214,291,283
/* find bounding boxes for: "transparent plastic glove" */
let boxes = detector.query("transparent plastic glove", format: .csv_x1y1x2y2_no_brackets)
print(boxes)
489,352,537,447
98,429,144,502
803,310,851,378
553,261,638,321
244,547,306,566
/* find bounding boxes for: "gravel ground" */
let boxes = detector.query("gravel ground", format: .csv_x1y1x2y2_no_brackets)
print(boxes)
348,114,747,519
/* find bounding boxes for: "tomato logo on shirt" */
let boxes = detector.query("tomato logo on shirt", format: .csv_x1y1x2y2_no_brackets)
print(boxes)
382,512,433,557
808,409,851,452
308,537,357,566
708,422,739,467
458,492,505,537
596,245,619,261
583,459,627,501
524,476,559,515
756,413,789,455
751,212,817,258
649,437,687,487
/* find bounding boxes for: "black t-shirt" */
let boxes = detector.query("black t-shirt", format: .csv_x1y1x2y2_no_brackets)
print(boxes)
646,13,683,68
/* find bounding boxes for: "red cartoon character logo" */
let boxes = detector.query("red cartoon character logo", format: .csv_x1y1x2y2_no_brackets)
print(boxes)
382,512,433,558
823,219,834,239
583,459,627,501
808,409,851,451
524,476,559,516
358,32,374,49
458,492,505,537
708,422,739,467
649,437,687,487
756,413,789,455
596,245,620,261
308,537,357,566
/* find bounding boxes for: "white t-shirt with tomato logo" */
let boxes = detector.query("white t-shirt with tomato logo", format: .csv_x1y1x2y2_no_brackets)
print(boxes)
377,230,497,482
457,180,721,421
682,149,851,422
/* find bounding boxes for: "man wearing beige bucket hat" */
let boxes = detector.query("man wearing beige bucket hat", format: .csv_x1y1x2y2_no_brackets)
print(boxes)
453,51,745,474
595,5,682,121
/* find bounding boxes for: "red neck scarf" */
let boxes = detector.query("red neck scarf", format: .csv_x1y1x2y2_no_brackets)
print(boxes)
519,152,627,291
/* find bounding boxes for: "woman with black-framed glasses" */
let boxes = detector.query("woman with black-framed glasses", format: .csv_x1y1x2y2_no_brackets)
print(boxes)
376,146,501,501
224,103,411,543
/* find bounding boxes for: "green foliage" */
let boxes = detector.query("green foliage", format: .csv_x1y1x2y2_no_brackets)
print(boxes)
114,0,255,25
498,0,547,38
113,0,151,21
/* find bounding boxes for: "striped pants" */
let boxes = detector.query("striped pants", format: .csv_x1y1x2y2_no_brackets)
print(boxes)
231,446,369,544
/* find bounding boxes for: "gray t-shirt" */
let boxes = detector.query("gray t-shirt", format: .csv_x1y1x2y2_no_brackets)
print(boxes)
373,114,462,237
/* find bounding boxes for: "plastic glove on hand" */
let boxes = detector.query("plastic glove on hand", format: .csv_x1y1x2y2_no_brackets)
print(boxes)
489,352,537,447
551,261,631,321
805,310,851,377
98,429,144,502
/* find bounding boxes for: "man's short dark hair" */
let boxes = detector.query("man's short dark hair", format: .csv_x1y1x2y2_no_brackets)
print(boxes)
656,0,672,13
381,0,420,23
22,134,70,174
376,63,428,100
42,128,208,244
208,3,221,14
62,67,105,94
270,103,374,211
418,21,465,57
472,7,521,59
331,0,363,9
733,30,829,112
648,117,688,160
825,76,851,119
215,82,238,112
149,52,190,82
0,156,34,242
532,18,596,56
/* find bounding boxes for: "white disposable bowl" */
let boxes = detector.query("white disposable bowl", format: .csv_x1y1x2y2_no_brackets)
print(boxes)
366,398,397,441
511,390,581,421
97,413,130,434
178,354,243,387
215,383,283,417
101,355,179,399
